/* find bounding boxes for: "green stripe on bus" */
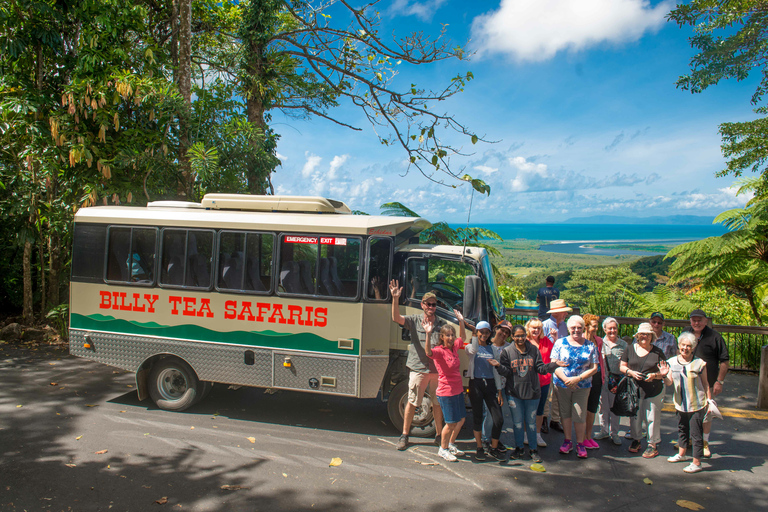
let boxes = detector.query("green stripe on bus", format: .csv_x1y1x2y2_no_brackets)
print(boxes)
70,313,360,354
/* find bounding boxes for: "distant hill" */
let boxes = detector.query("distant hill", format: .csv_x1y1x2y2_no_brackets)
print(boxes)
563,215,715,225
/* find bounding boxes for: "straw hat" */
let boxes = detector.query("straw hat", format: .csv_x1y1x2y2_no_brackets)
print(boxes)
634,322,658,342
547,299,573,314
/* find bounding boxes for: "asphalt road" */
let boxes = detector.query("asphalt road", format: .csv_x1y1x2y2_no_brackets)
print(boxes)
2,343,767,512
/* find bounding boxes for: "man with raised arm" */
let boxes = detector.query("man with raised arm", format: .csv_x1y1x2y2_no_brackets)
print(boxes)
390,279,445,451
684,309,729,458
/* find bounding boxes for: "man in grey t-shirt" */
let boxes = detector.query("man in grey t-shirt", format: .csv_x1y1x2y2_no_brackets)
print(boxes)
390,280,445,451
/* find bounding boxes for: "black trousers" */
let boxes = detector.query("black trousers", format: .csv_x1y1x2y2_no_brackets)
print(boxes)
468,378,503,440
677,407,706,459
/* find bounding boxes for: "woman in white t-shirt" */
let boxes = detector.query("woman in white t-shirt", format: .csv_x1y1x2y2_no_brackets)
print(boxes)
659,331,712,474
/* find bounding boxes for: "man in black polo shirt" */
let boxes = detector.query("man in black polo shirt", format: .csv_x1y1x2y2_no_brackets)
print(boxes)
684,309,729,458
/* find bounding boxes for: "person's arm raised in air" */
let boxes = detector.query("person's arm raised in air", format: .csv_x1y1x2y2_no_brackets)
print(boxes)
389,279,405,326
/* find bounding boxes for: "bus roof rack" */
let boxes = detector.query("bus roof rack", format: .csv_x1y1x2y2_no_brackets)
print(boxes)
201,194,351,214
147,200,204,209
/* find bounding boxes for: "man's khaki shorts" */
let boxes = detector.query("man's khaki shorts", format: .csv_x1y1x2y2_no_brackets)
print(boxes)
407,371,439,407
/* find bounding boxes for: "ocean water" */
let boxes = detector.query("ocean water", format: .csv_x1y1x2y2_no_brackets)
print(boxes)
473,223,729,242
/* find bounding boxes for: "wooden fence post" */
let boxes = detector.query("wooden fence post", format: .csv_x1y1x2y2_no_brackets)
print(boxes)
759,345,768,410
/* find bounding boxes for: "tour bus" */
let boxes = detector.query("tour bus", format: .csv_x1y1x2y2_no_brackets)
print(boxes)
69,194,506,436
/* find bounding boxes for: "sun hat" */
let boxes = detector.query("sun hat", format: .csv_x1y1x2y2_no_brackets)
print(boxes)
689,309,708,319
476,321,492,331
547,299,573,314
634,322,658,342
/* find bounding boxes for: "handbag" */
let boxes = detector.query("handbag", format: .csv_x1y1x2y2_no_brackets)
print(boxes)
610,376,640,417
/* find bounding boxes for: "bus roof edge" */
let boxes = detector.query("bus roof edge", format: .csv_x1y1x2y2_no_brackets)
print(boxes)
201,194,351,214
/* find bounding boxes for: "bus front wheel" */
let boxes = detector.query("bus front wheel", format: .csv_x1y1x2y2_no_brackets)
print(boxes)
386,380,437,438
149,358,201,411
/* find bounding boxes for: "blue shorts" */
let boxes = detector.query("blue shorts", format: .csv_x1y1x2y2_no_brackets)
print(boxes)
437,393,466,424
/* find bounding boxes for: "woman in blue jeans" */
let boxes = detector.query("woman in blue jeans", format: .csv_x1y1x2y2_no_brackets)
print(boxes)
493,325,562,462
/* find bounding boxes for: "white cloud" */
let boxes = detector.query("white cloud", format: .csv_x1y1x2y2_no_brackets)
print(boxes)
390,0,448,21
471,0,671,62
474,164,499,176
276,152,287,162
301,153,322,178
328,154,349,180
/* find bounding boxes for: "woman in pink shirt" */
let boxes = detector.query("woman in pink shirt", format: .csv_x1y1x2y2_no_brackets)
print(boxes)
424,311,467,462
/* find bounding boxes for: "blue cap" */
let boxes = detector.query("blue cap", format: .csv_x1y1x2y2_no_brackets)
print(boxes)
476,321,492,331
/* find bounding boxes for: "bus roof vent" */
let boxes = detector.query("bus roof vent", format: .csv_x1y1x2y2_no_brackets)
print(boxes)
201,194,351,214
147,200,203,209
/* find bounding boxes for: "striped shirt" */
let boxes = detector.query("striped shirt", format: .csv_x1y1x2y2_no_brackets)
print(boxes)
667,355,708,413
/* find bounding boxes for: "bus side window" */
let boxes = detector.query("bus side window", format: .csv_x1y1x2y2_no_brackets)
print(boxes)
72,224,107,283
161,230,187,286
366,238,392,301
106,227,156,284
319,238,360,298
218,231,273,294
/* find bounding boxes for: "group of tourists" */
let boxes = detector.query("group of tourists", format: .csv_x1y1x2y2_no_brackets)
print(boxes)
389,279,730,474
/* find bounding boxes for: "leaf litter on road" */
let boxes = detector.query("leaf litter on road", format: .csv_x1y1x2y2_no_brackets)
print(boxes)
329,458,342,467
676,500,704,510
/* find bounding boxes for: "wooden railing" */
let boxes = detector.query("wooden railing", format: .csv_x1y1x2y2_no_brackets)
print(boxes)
505,308,767,372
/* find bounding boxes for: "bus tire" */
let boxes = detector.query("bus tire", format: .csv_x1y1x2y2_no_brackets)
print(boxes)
194,381,213,405
386,380,437,438
149,358,201,411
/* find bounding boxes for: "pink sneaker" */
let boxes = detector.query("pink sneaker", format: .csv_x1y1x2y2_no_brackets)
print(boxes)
584,439,600,450
559,439,573,454
576,443,588,458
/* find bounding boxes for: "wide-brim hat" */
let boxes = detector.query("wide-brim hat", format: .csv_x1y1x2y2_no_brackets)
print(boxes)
635,322,658,342
547,299,573,314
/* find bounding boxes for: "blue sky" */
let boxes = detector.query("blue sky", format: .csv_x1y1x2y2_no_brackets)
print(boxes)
270,0,758,223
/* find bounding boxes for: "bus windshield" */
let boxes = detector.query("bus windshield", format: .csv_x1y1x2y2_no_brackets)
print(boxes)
406,257,476,313
481,252,505,320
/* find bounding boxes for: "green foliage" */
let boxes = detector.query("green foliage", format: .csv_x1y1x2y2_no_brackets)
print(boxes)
668,1,768,181
688,287,754,326
46,303,69,340
631,285,695,319
498,284,525,308
560,265,645,317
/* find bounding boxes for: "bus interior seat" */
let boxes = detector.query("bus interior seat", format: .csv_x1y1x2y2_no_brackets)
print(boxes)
166,255,184,285
108,234,131,281
329,256,346,296
222,252,244,289
318,258,339,296
280,261,302,293
184,233,209,287
246,255,266,292
298,260,314,294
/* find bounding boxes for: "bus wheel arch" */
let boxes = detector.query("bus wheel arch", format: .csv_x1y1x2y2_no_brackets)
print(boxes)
141,355,203,412
386,380,437,438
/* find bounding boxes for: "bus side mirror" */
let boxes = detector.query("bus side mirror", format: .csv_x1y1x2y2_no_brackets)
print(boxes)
463,275,482,322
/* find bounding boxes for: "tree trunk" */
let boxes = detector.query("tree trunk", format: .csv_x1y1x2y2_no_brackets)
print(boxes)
177,0,192,197
171,0,179,71
746,289,763,325
47,231,61,309
23,240,33,324
38,237,46,315
245,38,269,195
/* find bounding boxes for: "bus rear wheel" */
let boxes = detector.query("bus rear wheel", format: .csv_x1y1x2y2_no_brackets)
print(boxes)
149,358,201,411
386,380,437,438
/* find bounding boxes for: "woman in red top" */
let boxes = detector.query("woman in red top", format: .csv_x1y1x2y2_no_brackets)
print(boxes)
425,311,467,462
582,313,605,450
526,317,552,448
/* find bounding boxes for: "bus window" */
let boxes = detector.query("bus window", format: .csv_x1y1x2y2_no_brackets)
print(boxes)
106,226,157,284
159,229,214,289
366,238,392,301
278,234,361,298
217,231,274,293
72,224,107,282
406,257,475,311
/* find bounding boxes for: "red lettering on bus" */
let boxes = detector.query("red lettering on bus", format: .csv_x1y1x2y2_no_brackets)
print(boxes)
304,306,314,325
314,307,327,327
112,291,121,310
99,291,111,309
183,297,197,317
224,300,237,319
287,305,303,325
238,302,255,321
132,293,146,312
256,303,270,322
117,292,132,311
169,296,182,315
269,304,286,324
198,298,213,318
144,294,158,313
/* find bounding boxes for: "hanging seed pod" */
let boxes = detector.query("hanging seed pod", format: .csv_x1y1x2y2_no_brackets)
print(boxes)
127,191,133,202
113,113,119,131
103,196,108,206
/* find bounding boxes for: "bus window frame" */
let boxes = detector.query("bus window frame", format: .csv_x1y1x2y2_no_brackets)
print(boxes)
214,229,277,295
157,227,217,291
103,225,159,287
403,254,480,317
277,232,363,301
363,236,394,303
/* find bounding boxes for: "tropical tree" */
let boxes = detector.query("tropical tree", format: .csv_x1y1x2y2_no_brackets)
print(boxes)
667,177,768,324
668,1,768,186
560,265,646,317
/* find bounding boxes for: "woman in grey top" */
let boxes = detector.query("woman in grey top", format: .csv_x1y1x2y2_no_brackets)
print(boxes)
594,317,627,445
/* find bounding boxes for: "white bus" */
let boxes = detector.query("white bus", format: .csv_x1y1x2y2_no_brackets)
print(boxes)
69,194,506,436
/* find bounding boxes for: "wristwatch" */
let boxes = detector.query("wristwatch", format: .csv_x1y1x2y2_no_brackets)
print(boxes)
716,379,725,385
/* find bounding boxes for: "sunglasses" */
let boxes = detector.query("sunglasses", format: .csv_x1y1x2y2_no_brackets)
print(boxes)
423,302,438,308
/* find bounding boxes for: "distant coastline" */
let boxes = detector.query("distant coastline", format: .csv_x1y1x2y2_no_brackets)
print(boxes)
466,223,728,243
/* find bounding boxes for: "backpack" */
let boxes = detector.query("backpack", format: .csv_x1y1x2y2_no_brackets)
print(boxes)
610,376,640,417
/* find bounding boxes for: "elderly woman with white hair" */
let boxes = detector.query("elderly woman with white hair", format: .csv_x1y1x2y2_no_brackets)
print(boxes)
550,315,599,459
620,322,667,458
659,331,712,473
594,316,627,445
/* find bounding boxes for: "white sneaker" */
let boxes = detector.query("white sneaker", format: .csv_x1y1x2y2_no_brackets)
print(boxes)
611,434,623,446
536,433,547,447
524,434,529,445
683,463,702,473
594,431,610,440
438,447,458,462
448,443,465,456
668,453,689,463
